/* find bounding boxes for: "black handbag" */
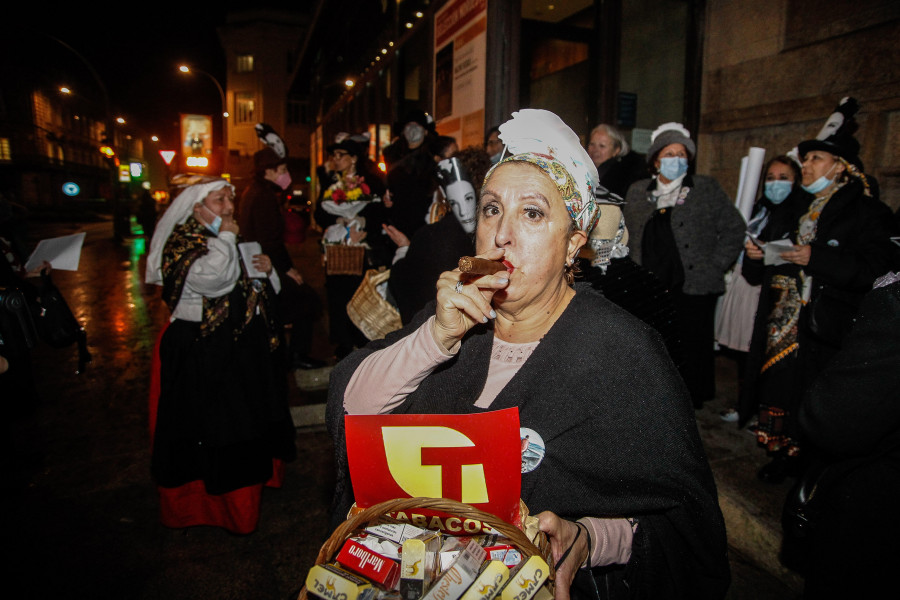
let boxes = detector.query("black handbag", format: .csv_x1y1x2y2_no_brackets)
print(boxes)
31,272,91,373
0,285,39,356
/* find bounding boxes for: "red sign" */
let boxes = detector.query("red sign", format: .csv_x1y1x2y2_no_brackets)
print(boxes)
345,408,521,525
159,150,176,165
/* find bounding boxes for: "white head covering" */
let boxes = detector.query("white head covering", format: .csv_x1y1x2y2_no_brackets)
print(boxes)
486,109,602,232
145,178,232,285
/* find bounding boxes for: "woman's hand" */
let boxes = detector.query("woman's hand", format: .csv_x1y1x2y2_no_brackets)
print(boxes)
537,511,590,600
26,260,52,278
382,224,410,248
744,239,763,261
252,254,273,275
780,244,811,266
286,267,304,285
220,215,239,235
432,248,509,352
348,228,367,245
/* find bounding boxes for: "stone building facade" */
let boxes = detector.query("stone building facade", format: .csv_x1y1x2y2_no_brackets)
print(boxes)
699,0,900,210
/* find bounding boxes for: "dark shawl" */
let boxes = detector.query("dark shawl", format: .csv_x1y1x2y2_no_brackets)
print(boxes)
162,217,280,350
326,284,729,598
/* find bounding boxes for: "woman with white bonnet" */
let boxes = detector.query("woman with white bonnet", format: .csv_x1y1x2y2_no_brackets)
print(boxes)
623,122,745,408
328,110,729,598
145,176,296,533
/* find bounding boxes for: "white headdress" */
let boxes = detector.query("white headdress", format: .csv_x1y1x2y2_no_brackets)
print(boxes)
145,177,232,285
487,109,601,232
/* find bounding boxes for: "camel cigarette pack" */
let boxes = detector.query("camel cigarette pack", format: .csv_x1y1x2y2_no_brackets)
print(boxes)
306,563,377,600
458,561,510,600
400,532,442,600
498,555,549,600
337,539,401,589
421,538,487,600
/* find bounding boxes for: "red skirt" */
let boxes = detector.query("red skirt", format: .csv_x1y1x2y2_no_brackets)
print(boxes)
149,321,284,534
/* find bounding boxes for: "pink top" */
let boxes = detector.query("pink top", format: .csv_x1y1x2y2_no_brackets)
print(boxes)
344,317,633,567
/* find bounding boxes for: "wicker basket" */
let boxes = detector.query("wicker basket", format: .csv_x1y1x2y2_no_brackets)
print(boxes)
346,268,402,340
325,244,366,276
297,497,554,600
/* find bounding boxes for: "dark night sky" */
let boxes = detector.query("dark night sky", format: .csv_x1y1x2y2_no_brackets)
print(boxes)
9,3,307,146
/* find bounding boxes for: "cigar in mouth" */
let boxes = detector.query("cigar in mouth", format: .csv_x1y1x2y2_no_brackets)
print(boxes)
458,256,509,275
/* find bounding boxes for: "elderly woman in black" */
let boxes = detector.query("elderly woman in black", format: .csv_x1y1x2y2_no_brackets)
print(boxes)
744,128,898,482
328,110,728,599
146,177,296,533
623,123,745,408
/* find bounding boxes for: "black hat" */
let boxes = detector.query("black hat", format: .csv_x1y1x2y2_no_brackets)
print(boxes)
401,108,435,131
798,130,862,169
254,147,285,172
326,139,363,158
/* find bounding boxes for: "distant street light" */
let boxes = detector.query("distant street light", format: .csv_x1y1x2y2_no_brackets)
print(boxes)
43,34,127,240
178,64,228,173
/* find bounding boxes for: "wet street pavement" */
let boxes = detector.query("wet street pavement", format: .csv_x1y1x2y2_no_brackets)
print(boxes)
6,217,802,599
7,217,335,599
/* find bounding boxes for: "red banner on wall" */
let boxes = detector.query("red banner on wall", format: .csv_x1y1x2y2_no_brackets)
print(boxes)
345,408,521,525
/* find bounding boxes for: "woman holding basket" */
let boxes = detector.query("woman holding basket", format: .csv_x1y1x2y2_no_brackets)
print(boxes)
328,110,729,599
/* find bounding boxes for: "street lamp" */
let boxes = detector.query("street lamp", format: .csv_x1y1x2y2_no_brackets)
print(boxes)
178,65,228,173
44,34,128,240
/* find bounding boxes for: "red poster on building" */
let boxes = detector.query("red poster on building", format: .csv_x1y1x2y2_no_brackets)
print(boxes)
345,408,521,526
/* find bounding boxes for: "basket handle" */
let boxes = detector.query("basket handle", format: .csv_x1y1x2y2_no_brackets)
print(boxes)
316,497,547,564
366,268,392,286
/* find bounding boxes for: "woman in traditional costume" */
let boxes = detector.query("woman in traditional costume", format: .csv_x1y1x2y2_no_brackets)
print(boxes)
146,176,296,533
744,124,898,483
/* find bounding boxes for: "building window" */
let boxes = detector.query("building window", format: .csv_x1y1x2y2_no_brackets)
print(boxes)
236,54,254,73
235,92,255,124
0,138,10,161
287,100,308,126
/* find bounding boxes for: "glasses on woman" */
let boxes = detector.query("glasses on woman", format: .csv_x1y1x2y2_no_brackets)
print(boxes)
332,150,349,159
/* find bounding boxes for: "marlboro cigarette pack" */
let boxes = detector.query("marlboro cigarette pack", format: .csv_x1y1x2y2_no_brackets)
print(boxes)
421,538,487,600
498,555,549,600
306,563,377,600
458,561,510,600
337,539,401,589
400,531,442,600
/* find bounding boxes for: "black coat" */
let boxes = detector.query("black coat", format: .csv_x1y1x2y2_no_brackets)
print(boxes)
797,278,900,596
327,285,729,599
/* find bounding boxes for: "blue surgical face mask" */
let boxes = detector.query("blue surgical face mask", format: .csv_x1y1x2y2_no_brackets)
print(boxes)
801,163,837,194
764,180,793,204
206,215,222,235
658,157,688,181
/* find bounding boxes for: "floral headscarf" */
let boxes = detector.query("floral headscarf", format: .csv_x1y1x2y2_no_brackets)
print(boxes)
483,109,601,232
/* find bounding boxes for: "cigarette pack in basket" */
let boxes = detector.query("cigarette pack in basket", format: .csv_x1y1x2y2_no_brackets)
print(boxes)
299,497,554,600
347,269,402,341
325,244,366,276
